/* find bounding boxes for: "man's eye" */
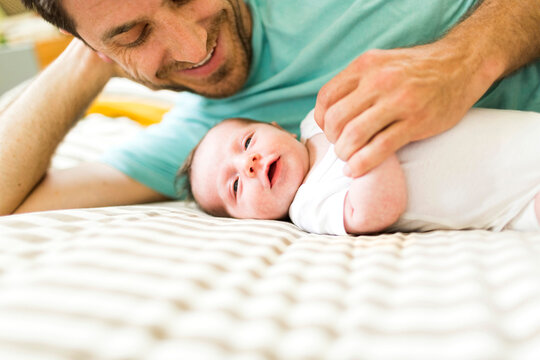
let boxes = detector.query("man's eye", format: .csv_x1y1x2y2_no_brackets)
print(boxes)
126,24,150,48
233,179,239,194
171,0,192,6
244,136,252,150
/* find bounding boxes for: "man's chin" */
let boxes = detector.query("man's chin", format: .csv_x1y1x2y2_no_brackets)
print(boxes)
153,59,250,98
153,77,248,98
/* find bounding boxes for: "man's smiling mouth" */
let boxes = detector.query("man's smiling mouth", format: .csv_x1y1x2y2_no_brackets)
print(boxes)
186,44,216,70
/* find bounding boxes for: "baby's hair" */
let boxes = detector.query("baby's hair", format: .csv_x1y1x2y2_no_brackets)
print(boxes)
176,143,199,201
176,117,263,211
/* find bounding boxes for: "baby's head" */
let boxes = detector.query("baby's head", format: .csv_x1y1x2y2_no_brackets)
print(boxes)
179,118,310,220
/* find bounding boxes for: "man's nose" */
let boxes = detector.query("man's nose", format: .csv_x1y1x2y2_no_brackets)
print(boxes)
244,154,262,178
162,15,208,64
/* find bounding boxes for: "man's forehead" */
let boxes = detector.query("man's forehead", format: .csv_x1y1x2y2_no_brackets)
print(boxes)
62,0,158,40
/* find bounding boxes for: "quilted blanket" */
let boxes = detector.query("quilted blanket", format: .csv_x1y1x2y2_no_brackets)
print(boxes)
2,203,540,359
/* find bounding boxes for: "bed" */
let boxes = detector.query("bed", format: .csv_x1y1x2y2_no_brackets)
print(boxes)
1,79,540,360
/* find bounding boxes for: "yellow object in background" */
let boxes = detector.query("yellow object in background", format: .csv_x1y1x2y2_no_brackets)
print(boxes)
34,35,72,69
86,96,172,126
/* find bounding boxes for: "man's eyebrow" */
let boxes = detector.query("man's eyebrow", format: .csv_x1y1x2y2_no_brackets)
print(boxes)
101,20,140,43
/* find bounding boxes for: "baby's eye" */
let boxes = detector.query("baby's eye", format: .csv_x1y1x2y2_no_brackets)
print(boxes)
244,136,252,150
233,179,239,194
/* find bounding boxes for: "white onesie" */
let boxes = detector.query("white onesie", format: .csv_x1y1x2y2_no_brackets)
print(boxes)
288,109,540,235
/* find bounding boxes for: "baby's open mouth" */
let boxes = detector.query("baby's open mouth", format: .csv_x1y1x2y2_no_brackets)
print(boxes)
267,158,279,188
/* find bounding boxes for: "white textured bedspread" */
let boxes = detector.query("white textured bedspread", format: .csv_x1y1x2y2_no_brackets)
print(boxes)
1,204,540,360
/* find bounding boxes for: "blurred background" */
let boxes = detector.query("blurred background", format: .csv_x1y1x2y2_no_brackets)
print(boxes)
0,0,72,94
0,0,26,16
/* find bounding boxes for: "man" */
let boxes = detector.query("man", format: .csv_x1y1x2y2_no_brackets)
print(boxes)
1,0,539,215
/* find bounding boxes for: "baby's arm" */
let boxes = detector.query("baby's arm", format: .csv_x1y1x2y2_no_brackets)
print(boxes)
343,154,407,234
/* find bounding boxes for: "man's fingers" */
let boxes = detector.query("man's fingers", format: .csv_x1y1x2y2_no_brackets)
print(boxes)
333,105,395,161
314,72,358,130
344,121,410,177
321,88,375,143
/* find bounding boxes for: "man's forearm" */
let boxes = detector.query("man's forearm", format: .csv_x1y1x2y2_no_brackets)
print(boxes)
445,0,540,83
0,40,114,214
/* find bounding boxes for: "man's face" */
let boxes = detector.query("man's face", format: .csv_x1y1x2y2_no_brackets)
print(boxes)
191,119,310,220
63,0,252,98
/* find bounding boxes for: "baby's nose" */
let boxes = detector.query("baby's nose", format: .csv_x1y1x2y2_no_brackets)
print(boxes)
245,154,261,177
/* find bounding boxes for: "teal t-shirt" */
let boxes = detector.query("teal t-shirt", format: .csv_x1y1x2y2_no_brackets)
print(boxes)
101,0,540,198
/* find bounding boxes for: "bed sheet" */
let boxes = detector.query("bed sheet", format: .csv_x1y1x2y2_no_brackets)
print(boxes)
2,202,540,360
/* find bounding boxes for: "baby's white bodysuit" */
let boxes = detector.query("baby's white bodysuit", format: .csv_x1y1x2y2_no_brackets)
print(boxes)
289,109,540,235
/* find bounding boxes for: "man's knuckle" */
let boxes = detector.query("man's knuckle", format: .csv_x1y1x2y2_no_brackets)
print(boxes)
341,116,360,133
374,68,400,90
325,105,343,124
397,91,422,114
344,121,369,149
317,86,332,106
353,49,378,69
378,135,395,152
363,49,382,61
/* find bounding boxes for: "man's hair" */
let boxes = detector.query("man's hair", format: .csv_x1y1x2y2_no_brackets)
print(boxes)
22,0,201,40
22,0,81,38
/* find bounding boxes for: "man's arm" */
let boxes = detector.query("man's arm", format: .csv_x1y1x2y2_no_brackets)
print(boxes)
14,162,169,214
343,154,406,234
315,0,540,177
0,39,120,215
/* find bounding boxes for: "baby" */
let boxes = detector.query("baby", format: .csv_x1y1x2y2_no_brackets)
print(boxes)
178,108,540,235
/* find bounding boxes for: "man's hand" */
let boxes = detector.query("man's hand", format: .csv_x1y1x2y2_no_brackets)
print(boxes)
314,45,486,178
315,0,540,178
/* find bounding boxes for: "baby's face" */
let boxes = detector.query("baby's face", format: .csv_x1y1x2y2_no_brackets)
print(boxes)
191,119,310,219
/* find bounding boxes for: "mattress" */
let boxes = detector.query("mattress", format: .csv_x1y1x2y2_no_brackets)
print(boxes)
1,81,540,360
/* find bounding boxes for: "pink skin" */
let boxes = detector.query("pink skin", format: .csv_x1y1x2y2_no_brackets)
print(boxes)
191,119,310,219
62,0,252,97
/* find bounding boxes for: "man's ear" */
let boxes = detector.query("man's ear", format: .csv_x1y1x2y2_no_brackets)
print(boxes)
96,52,114,63
59,28,113,64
